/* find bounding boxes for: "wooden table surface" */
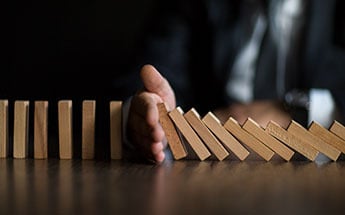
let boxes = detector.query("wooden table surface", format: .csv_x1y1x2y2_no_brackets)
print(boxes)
1,159,345,215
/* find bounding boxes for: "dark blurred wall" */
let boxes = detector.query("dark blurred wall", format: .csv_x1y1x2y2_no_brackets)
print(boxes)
11,0,159,100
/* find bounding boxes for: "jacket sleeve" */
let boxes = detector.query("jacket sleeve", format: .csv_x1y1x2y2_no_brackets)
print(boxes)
304,0,345,122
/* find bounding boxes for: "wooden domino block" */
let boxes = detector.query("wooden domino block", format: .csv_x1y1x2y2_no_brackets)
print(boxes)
157,103,187,160
266,121,319,161
58,100,73,159
0,100,8,158
168,107,211,161
287,120,340,161
243,118,294,161
224,117,274,161
309,121,345,154
110,101,122,160
34,101,48,159
202,112,249,161
82,100,96,159
329,121,345,141
184,108,229,161
13,101,29,159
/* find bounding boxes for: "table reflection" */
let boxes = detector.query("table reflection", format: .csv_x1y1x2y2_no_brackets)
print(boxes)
0,159,344,214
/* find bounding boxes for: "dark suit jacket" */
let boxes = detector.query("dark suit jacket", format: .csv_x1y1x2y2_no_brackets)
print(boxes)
137,0,345,122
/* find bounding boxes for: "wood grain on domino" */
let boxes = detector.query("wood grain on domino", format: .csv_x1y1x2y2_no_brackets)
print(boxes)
287,120,340,161
224,117,274,161
266,121,319,161
0,100,8,158
309,121,345,154
82,100,96,159
184,108,229,161
34,101,48,159
168,107,211,161
110,101,122,160
157,103,187,160
243,118,294,161
329,121,345,141
58,100,73,159
13,101,29,159
202,112,249,161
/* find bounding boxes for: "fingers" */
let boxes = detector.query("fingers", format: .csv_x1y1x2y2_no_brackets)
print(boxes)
128,109,165,143
128,90,167,163
140,64,176,110
127,64,177,163
130,91,163,127
128,128,165,163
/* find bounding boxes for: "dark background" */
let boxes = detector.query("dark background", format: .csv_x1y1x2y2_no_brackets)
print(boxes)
7,0,161,159
10,0,162,99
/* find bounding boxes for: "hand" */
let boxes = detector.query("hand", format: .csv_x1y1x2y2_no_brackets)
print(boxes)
214,100,292,129
127,64,176,163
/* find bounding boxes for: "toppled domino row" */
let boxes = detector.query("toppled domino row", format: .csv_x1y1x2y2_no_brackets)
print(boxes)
158,103,345,161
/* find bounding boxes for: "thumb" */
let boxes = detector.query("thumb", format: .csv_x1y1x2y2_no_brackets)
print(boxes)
140,64,176,110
